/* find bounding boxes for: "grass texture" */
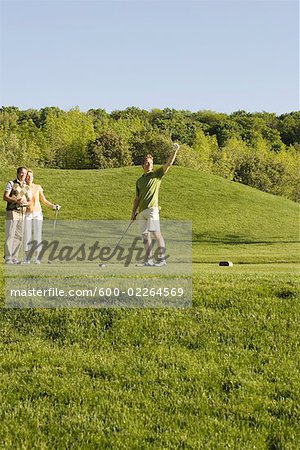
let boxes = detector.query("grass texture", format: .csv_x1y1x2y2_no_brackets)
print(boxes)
0,166,299,449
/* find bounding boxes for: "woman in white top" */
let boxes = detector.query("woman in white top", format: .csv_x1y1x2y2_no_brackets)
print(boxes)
23,170,60,264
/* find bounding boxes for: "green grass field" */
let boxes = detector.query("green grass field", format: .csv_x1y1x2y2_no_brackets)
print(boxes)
0,166,299,449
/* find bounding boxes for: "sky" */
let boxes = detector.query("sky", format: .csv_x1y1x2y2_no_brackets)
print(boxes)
0,0,299,114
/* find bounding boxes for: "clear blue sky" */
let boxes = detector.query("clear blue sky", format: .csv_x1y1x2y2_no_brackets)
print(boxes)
0,0,299,114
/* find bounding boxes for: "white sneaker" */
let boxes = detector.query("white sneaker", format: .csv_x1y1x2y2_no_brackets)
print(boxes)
34,258,41,265
12,259,21,265
5,259,14,265
136,259,154,267
154,259,167,267
22,257,31,265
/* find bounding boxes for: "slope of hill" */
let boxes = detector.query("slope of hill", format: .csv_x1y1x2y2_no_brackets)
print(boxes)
0,166,299,449
1,166,298,263
1,166,298,236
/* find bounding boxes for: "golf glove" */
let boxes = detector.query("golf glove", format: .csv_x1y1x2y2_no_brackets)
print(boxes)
53,204,61,211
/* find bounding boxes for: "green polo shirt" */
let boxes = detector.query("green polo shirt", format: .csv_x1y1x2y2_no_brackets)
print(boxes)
136,167,165,213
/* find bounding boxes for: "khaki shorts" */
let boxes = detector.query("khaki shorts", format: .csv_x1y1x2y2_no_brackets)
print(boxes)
139,207,160,234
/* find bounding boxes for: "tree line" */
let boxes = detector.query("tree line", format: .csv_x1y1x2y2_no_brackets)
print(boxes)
0,106,299,201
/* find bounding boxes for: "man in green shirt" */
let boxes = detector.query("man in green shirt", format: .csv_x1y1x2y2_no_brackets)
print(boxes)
131,143,180,266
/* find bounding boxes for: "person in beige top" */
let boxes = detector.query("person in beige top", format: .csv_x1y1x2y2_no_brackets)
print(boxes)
23,170,61,264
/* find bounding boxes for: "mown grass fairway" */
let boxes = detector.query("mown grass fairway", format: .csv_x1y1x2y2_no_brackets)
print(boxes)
0,167,299,449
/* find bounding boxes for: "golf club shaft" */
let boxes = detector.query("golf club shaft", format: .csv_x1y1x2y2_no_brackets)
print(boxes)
98,218,136,267
51,208,59,241
113,219,134,249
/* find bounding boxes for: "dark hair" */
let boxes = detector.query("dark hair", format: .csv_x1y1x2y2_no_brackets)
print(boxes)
17,166,27,175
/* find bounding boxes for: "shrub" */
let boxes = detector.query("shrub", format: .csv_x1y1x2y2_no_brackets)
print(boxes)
88,131,132,169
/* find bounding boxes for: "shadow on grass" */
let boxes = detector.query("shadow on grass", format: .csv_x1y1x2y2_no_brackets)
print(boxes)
193,233,300,245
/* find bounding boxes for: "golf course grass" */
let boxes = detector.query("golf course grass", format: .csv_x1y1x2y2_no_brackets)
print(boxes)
0,166,299,449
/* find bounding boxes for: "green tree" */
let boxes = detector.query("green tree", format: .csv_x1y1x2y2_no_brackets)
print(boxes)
17,119,47,166
274,145,300,201
43,109,95,168
0,132,19,166
150,108,198,146
212,137,249,180
130,132,172,166
87,131,132,169
175,144,202,169
278,112,300,146
18,109,41,128
192,130,218,173
0,109,20,166
62,109,95,169
87,109,110,136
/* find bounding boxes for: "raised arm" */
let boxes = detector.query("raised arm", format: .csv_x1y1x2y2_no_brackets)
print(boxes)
163,143,180,174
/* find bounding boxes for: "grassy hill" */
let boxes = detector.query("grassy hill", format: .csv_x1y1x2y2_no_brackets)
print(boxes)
1,165,297,236
0,166,299,449
1,165,298,263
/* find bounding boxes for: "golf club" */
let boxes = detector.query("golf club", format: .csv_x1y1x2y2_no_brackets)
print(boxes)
48,206,59,264
98,218,136,268
19,203,28,264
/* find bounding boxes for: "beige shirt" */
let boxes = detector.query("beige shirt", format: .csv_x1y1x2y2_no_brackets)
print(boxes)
27,184,43,213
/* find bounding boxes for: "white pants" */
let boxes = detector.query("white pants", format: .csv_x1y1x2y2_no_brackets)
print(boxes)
24,212,43,257
139,207,160,235
5,210,25,261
